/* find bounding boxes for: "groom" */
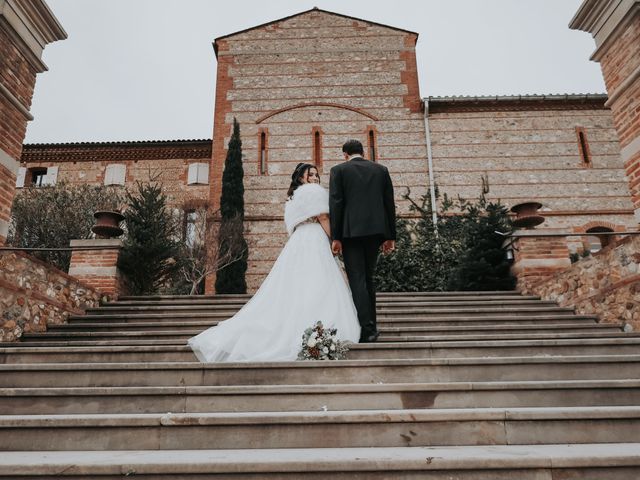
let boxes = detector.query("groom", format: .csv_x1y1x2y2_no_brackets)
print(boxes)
329,139,396,343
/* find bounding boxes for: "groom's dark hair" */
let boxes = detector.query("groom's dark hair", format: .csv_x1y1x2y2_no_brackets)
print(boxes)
342,139,364,156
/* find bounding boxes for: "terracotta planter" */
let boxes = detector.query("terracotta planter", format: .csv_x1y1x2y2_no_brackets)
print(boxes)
92,211,124,238
510,201,545,229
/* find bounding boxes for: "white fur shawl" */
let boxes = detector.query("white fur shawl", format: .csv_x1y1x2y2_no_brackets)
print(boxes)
284,183,329,236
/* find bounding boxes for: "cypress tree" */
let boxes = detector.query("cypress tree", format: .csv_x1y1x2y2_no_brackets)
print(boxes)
118,181,182,295
215,118,248,293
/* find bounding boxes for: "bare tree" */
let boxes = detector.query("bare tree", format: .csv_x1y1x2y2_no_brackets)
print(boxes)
177,206,247,295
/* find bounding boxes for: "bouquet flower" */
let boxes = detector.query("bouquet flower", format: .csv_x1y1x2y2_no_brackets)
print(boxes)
297,321,350,360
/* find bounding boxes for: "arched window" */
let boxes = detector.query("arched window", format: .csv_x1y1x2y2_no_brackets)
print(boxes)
258,128,268,175
367,128,377,162
575,127,592,167
312,127,323,172
584,226,614,253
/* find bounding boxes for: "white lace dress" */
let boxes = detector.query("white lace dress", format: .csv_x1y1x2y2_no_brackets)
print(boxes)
188,183,361,362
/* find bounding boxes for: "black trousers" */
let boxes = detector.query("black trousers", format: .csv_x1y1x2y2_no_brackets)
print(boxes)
342,235,383,340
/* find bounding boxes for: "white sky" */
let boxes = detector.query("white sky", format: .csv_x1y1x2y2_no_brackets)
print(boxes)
24,0,604,144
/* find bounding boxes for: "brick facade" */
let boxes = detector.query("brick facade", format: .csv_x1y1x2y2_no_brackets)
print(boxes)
20,140,212,209
207,9,428,291
428,96,636,236
0,0,66,243
571,0,640,221
16,7,639,293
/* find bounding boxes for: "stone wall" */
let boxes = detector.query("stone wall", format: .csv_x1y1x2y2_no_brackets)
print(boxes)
429,101,635,228
211,9,426,291
521,235,640,329
0,251,101,341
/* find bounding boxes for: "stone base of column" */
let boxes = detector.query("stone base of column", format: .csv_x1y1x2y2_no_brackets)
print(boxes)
68,239,126,299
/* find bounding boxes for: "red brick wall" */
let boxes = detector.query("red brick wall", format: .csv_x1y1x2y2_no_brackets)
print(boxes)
512,235,571,289
68,248,122,297
0,24,38,243
598,14,640,213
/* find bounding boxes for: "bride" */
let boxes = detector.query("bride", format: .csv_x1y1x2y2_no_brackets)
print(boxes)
188,163,361,362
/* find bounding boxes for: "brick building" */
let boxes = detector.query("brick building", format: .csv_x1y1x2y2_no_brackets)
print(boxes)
16,7,638,292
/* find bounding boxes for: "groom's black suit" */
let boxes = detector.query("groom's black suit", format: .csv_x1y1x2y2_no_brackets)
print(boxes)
329,156,396,341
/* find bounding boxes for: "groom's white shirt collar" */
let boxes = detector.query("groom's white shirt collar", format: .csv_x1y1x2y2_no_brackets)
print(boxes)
347,154,363,160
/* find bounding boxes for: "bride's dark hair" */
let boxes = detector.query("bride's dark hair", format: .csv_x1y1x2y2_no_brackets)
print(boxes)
287,163,319,198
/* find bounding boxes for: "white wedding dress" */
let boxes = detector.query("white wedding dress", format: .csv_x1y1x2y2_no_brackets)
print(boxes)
188,183,361,362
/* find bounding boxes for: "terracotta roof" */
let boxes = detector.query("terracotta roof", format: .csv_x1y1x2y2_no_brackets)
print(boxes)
423,93,609,112
23,138,212,148
21,139,212,163
213,7,418,56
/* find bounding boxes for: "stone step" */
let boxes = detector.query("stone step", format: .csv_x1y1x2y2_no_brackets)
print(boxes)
26,326,617,342
2,380,640,415
85,305,574,315
67,313,597,325
379,316,596,327
100,299,554,310
6,329,629,348
2,444,638,479
116,290,528,301
52,320,620,334
2,356,640,388
4,338,640,363
105,295,544,307
2,406,640,450
22,318,603,342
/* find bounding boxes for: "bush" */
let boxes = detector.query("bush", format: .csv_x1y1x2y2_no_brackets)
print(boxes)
374,187,515,292
8,183,126,271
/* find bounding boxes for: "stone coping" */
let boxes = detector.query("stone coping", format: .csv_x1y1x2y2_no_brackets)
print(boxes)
69,239,123,248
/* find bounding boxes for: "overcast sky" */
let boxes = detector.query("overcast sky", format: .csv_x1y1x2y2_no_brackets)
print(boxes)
24,0,603,144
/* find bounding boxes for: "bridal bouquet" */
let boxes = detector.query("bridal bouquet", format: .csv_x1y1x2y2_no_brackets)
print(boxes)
297,321,350,360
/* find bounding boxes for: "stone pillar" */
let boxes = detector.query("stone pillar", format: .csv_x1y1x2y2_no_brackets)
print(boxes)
511,230,572,290
571,1,640,222
68,239,126,299
0,1,66,243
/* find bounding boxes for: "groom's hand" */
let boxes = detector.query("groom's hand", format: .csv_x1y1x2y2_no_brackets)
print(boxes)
381,240,396,255
331,240,342,255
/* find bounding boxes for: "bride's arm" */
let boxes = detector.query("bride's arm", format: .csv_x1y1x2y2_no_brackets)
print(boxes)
317,213,331,238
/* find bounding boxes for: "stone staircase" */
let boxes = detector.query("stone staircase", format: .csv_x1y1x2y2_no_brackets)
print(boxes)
1,291,640,478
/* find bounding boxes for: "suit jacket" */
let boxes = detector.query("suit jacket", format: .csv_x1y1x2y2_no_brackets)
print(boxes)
329,156,396,241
